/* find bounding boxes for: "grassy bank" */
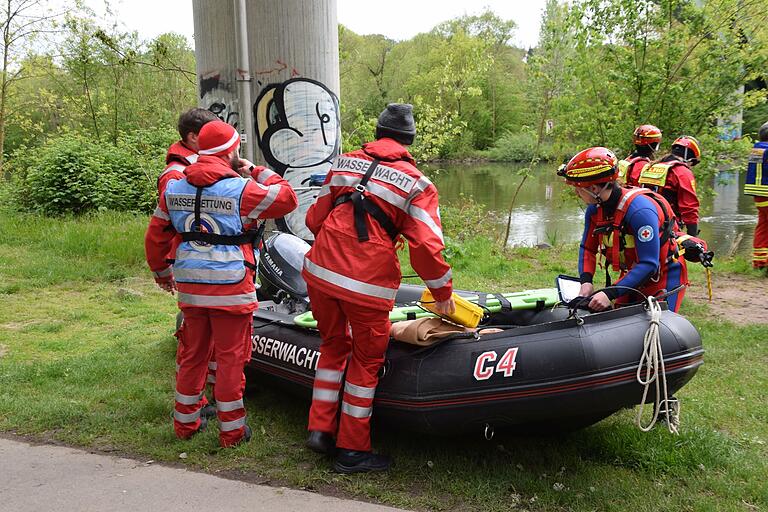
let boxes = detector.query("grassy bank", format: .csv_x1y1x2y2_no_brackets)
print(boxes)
0,211,766,511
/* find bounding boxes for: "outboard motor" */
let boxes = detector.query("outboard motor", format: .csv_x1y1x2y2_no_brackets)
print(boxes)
258,232,311,314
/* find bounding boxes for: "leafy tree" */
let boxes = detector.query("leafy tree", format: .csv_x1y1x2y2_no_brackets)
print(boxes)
339,10,524,159
537,0,768,166
0,0,77,171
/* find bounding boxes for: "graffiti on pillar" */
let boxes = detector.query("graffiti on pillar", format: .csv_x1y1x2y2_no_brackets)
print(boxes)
254,78,340,242
254,60,301,79
208,102,240,129
199,70,239,129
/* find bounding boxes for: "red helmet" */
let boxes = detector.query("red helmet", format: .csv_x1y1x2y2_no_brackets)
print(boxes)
672,135,701,164
633,124,662,146
558,147,618,186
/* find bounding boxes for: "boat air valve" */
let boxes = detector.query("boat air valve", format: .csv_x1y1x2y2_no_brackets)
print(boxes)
484,423,495,441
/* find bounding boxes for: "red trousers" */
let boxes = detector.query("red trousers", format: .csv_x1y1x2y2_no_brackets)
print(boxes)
753,197,768,269
175,340,215,409
307,286,391,452
174,308,251,446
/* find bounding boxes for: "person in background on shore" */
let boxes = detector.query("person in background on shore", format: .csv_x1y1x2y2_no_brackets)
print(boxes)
638,136,701,236
145,120,297,447
559,147,688,312
744,121,768,270
302,103,455,473
618,124,662,187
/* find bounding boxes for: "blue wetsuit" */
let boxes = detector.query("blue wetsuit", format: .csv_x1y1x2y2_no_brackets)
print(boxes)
578,187,686,311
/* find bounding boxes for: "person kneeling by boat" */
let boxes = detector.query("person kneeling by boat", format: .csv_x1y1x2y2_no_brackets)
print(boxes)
302,103,455,473
559,147,688,312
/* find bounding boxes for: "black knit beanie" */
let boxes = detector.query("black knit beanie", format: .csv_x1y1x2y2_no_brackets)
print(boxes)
375,103,416,145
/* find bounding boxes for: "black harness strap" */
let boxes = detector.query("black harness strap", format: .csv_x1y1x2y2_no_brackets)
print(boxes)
181,231,261,245
184,183,266,277
194,186,203,233
333,158,400,242
493,293,512,311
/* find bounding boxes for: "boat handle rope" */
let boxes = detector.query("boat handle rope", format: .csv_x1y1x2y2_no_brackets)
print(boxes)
635,295,680,435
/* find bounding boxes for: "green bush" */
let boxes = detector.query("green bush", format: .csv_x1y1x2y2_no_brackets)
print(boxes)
10,127,177,215
486,129,539,162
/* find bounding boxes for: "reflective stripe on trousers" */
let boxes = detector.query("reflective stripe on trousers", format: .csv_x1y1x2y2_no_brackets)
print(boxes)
216,398,243,413
312,388,339,402
341,401,372,418
175,390,203,405
220,417,246,432
344,381,376,399
174,408,201,424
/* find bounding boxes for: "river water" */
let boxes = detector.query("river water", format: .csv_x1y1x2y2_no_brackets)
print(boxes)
424,162,757,258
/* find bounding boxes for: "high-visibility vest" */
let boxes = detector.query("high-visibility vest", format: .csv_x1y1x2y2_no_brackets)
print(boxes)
165,176,253,285
638,162,674,189
617,156,648,184
745,141,768,197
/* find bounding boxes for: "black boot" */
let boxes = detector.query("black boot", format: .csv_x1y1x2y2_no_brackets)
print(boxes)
200,403,217,419
306,431,336,455
333,450,392,474
235,425,252,446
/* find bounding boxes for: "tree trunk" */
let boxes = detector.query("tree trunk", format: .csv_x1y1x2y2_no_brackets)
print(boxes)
0,62,8,177
0,2,10,177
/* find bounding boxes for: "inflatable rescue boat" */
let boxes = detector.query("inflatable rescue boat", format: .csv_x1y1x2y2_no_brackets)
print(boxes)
244,234,704,435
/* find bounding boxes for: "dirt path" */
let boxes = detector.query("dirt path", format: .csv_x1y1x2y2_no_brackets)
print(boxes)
686,271,768,325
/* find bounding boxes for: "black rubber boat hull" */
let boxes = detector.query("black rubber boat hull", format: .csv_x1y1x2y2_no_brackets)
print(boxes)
246,302,703,435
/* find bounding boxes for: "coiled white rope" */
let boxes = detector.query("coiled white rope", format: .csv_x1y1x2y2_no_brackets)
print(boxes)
635,295,679,434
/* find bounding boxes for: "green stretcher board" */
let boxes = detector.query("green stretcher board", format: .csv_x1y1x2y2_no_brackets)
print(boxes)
292,288,560,329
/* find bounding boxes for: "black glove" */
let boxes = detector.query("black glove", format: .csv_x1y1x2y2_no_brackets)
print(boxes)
567,296,592,310
680,239,714,267
685,223,699,237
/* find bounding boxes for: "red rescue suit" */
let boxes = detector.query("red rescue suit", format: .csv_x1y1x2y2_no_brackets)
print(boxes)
303,138,453,451
158,142,200,262
158,141,198,196
145,158,297,445
639,156,700,227
744,142,768,268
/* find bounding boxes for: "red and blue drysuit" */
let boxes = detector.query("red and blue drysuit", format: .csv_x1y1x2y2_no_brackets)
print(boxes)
579,187,688,312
